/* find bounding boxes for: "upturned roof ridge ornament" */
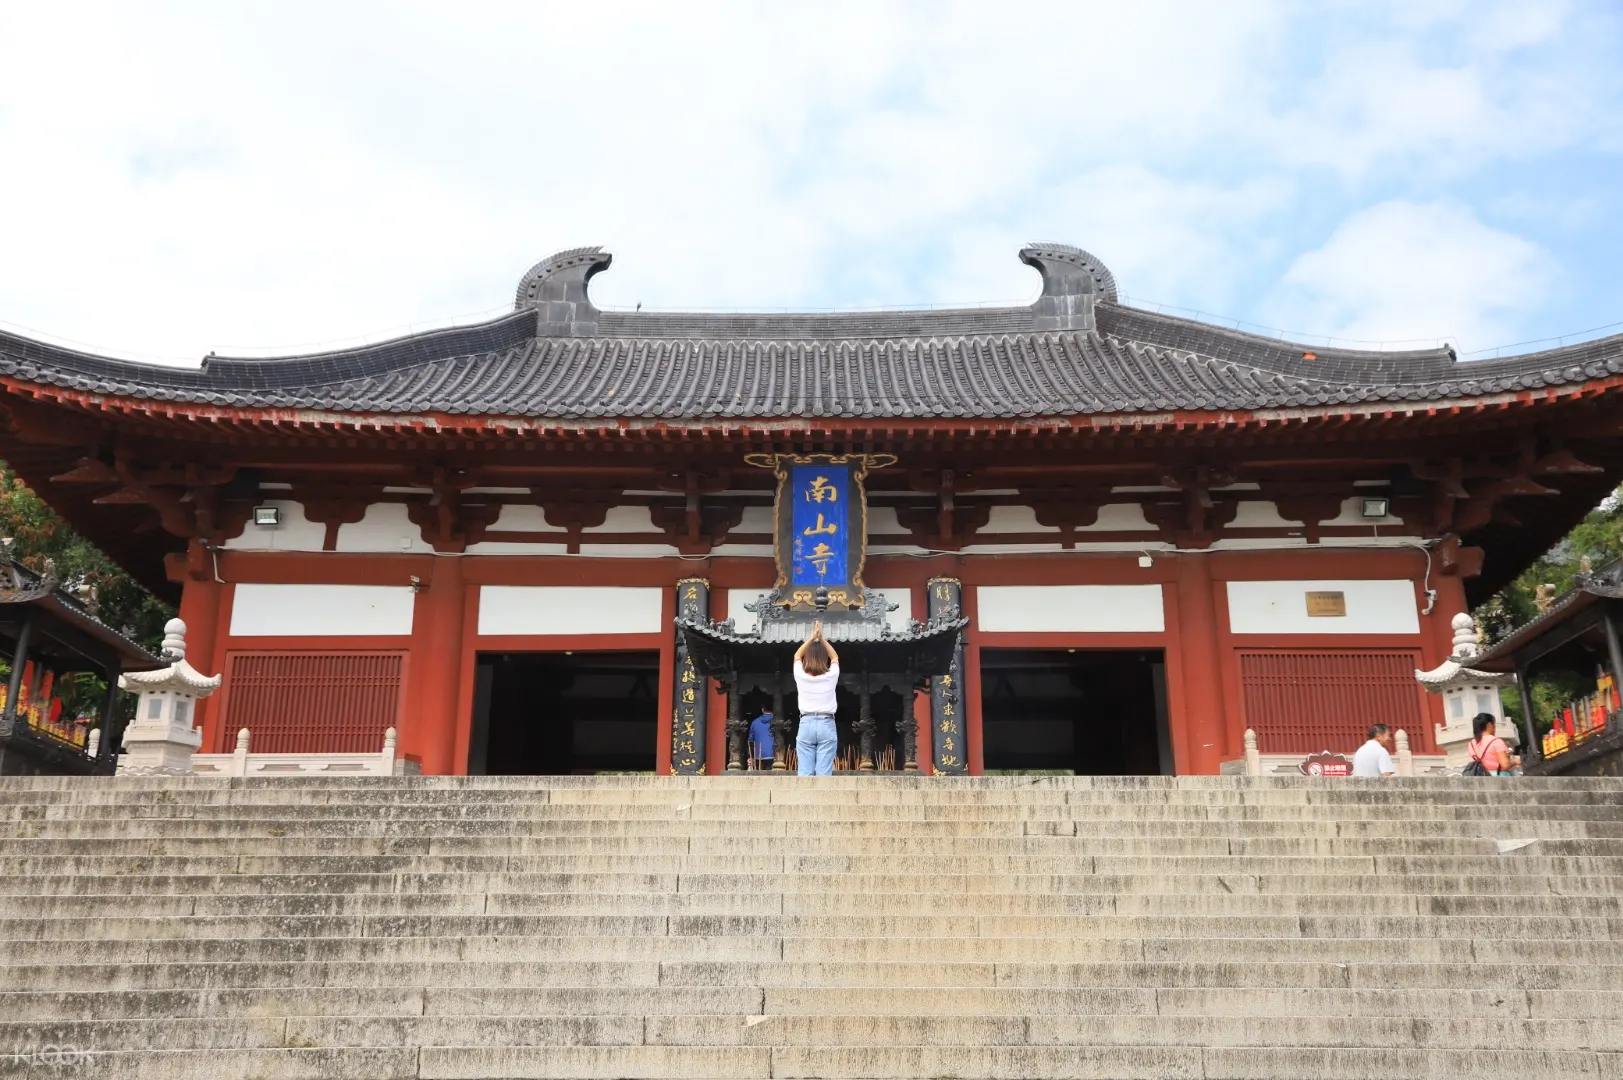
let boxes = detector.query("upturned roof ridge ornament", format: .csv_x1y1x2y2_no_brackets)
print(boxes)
1019,242,1120,305
513,246,613,337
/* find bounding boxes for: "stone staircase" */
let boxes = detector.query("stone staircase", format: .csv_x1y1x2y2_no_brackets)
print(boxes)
0,774,1620,1079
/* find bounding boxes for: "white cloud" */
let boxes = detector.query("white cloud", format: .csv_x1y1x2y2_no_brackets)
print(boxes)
1267,200,1554,351
0,1,1614,361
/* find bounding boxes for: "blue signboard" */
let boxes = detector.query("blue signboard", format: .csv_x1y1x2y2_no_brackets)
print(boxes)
789,464,850,587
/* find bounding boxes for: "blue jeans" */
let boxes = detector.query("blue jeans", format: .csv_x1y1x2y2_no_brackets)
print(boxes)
796,714,837,776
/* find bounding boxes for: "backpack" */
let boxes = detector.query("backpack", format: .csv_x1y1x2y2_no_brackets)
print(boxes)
1463,736,1503,777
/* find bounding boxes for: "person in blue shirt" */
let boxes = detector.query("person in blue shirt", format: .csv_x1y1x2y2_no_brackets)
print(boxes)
749,710,775,769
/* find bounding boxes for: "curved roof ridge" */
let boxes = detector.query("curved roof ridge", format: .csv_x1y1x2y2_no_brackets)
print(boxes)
1097,301,1457,371
0,310,535,394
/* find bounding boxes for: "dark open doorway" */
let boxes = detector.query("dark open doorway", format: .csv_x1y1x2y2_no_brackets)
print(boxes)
733,680,911,771
469,651,659,775
979,649,1170,775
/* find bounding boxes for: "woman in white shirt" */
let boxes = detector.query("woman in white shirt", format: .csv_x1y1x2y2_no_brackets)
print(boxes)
793,622,841,776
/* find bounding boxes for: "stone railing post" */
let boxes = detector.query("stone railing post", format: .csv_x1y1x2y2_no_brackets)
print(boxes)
380,727,399,776
1243,728,1261,777
231,728,250,778
1395,729,1415,777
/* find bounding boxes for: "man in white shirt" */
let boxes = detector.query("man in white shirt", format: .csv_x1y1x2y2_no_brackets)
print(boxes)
1351,724,1396,778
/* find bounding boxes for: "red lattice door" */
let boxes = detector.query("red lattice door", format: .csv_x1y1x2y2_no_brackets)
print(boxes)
219,652,406,753
1239,650,1427,756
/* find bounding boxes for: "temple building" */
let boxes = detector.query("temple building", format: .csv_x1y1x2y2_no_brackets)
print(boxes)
2,242,1621,776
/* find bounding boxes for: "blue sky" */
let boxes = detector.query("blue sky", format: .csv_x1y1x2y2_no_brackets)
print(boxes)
0,1,1619,362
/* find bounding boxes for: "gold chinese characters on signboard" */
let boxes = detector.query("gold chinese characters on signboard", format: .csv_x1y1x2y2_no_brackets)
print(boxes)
1304,591,1347,617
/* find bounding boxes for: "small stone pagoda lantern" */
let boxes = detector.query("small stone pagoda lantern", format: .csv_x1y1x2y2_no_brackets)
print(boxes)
115,619,223,775
1415,613,1517,770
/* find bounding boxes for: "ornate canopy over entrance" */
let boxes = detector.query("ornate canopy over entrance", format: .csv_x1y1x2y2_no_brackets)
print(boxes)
677,454,967,772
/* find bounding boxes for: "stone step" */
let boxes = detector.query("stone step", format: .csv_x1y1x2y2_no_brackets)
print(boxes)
2,773,1614,791
12,818,1618,841
1,1042,1618,1080
16,887,1616,920
0,933,1611,967
5,833,1616,857
3,851,1619,877
423,1043,1613,1080
646,1012,1619,1049
8,792,1621,812
5,870,1616,899
4,958,1621,992
11,984,1613,1025
6,911,1612,943
763,984,1623,1020
4,1012,1620,1053
1,775,1616,1077
8,795,1619,820
9,801,1622,823
0,985,764,1021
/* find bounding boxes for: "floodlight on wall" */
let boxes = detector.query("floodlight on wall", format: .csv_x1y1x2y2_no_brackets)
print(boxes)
1360,497,1390,519
252,505,282,527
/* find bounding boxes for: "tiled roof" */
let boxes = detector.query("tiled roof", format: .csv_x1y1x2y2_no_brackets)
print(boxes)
3,244,1620,421
1473,561,1623,672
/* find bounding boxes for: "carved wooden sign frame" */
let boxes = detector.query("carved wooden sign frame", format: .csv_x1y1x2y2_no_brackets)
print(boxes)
745,452,895,611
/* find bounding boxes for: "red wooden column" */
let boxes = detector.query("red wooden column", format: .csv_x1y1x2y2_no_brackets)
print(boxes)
412,558,467,776
165,535,232,750
176,573,225,750
961,582,986,776
1420,571,1471,752
1173,555,1228,775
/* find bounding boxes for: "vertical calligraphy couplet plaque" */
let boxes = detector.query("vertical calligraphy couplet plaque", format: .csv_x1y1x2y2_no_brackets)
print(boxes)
928,576,969,775
671,577,709,775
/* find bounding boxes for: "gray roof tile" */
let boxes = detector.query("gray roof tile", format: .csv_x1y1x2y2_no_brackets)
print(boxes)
2,246,1620,421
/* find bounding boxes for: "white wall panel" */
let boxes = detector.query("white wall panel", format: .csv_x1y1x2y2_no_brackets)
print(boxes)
975,585,1165,633
336,503,434,554
583,506,660,533
477,586,663,636
874,588,912,632
229,584,415,637
981,506,1050,533
728,590,764,636
1078,503,1153,531
866,506,909,535
1225,579,1420,635
1230,501,1294,528
222,501,327,552
485,504,565,532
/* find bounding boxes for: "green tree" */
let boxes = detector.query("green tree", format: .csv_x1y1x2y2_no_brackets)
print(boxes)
1482,486,1623,737
0,465,174,720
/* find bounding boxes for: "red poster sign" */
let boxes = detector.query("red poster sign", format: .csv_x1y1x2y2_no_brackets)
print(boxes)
1299,751,1352,777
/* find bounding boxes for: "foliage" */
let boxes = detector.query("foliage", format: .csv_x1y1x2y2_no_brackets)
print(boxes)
1481,486,1623,736
0,464,174,719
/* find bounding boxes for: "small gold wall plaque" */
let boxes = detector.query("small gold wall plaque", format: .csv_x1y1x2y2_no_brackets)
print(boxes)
1305,591,1347,617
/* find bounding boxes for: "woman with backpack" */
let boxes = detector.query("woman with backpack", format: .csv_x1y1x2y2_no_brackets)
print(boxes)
1464,713,1519,776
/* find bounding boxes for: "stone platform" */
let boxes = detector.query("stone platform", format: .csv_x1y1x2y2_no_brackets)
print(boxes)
0,774,1621,1078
